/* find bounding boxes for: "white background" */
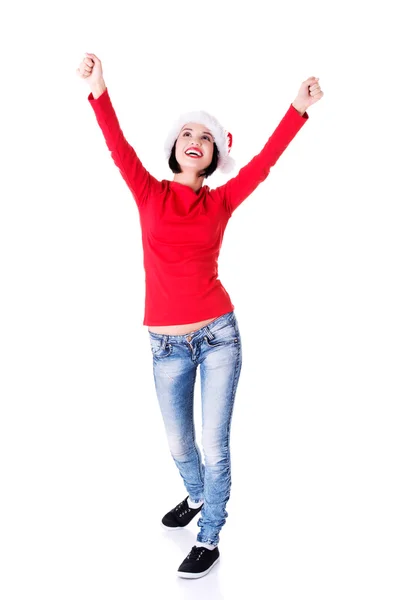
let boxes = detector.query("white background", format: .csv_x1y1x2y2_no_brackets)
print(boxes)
1,0,399,598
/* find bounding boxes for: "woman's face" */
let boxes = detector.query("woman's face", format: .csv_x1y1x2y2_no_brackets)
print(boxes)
174,122,214,173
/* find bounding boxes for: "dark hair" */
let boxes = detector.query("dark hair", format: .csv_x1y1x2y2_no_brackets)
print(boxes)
168,140,219,179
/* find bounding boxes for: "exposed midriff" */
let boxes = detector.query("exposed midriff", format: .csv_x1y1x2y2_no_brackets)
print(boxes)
148,316,220,335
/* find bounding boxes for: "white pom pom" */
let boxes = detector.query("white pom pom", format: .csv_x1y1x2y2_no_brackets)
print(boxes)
218,155,236,174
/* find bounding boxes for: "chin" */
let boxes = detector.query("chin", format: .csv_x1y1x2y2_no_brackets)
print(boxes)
182,162,208,173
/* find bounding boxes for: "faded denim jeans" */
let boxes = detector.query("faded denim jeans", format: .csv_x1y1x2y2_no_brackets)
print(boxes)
148,311,242,546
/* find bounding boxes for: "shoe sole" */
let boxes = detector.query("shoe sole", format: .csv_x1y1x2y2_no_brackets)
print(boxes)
177,557,220,579
161,522,187,530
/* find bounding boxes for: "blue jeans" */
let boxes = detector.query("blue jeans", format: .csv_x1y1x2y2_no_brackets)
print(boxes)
148,311,243,546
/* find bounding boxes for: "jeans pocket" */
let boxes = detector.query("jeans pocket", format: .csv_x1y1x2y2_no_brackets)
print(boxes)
149,337,173,358
204,322,239,348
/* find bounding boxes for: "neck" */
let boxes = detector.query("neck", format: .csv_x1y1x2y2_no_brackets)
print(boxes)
173,171,205,193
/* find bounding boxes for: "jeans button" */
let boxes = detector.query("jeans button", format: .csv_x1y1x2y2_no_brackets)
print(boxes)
187,335,192,341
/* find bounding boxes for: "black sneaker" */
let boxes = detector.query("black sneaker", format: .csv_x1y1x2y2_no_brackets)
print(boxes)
161,495,203,530
177,545,220,579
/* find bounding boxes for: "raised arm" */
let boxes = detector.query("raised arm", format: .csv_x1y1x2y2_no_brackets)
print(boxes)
215,75,325,215
214,103,309,216
78,53,159,208
88,85,160,208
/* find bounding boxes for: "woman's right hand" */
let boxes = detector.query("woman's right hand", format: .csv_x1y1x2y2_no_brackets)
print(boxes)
76,53,104,87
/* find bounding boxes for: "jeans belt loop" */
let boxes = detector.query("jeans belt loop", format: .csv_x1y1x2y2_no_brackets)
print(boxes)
204,326,215,341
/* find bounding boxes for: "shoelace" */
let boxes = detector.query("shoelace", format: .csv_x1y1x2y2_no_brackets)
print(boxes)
174,499,191,517
187,546,207,561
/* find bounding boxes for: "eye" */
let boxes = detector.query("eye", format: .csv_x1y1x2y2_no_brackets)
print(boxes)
202,135,211,141
183,131,191,136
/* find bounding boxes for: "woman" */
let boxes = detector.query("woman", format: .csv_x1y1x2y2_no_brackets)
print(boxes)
77,53,323,579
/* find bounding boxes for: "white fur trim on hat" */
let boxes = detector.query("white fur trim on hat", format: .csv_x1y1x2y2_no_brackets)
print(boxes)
164,110,235,174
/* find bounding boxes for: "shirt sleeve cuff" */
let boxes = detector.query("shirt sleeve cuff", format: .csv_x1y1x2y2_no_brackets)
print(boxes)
289,103,309,119
87,87,109,106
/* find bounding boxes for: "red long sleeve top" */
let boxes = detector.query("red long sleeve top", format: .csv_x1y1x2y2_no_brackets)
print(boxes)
88,88,309,326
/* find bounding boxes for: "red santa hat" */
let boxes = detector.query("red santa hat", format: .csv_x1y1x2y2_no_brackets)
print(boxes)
164,110,235,174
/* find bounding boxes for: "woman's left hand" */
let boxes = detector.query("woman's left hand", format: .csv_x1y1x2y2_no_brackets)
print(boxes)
293,76,324,112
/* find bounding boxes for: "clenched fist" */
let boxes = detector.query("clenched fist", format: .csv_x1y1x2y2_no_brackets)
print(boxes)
76,53,104,86
292,76,324,114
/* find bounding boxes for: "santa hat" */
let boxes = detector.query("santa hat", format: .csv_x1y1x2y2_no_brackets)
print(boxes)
164,110,235,174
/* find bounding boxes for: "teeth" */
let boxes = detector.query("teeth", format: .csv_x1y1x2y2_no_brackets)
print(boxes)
186,150,202,157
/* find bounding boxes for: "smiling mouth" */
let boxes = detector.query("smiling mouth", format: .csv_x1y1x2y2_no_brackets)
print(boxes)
185,150,203,158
